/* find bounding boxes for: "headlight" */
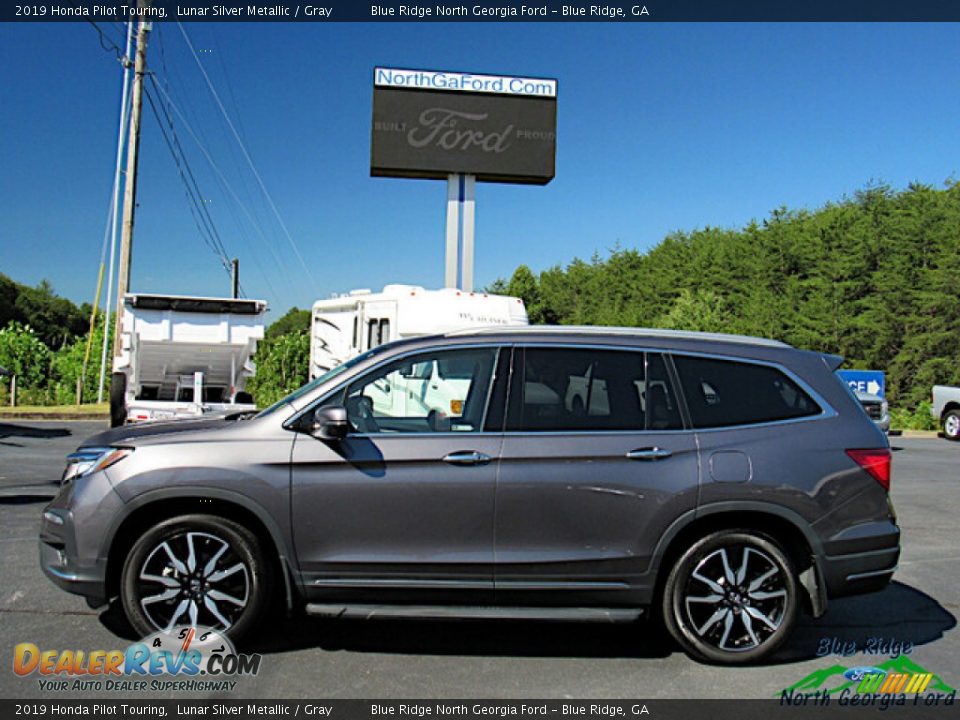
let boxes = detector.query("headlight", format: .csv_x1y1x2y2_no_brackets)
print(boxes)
61,447,132,485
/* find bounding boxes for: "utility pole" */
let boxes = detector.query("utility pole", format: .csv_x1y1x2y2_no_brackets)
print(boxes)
96,20,134,403
112,7,152,359
231,258,240,299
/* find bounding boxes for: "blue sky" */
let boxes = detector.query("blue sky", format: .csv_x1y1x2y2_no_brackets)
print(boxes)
1,22,959,321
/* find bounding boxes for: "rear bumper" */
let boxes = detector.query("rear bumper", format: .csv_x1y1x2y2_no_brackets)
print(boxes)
818,520,900,599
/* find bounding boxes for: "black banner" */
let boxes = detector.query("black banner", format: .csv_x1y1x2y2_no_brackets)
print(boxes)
1,699,959,719
6,1,960,23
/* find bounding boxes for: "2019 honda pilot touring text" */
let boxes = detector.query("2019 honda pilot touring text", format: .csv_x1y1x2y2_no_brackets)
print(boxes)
40,327,900,664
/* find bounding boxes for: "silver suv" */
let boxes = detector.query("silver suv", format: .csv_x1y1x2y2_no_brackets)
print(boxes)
40,327,899,664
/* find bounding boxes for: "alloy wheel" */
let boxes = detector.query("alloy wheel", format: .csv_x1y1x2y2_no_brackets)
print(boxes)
134,531,250,632
681,544,787,653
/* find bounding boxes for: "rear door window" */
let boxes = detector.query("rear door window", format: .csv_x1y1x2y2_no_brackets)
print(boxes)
673,355,821,428
506,348,683,432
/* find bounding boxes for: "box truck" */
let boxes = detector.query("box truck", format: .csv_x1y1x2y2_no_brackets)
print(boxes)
110,293,267,426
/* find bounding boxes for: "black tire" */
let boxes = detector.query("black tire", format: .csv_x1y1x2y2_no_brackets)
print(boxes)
943,410,960,441
662,529,799,665
110,372,126,428
120,514,271,642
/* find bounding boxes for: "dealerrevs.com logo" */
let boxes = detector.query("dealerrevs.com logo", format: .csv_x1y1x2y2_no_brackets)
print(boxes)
13,626,261,693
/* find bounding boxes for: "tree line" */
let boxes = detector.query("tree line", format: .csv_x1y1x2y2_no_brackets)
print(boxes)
2,181,957,413
0,273,106,405
489,182,960,410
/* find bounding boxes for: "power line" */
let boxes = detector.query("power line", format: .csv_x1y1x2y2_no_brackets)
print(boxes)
147,74,295,304
143,84,235,285
85,20,125,61
154,24,293,304
176,21,320,295
86,19,288,307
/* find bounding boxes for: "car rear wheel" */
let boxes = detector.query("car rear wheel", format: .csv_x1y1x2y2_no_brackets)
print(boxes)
662,529,799,664
943,410,960,441
120,514,270,641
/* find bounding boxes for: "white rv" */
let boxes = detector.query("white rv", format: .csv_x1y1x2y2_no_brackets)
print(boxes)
310,285,528,422
111,293,267,426
310,284,528,378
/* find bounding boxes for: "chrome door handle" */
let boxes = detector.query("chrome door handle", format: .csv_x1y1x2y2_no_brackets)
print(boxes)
442,451,492,466
626,447,673,461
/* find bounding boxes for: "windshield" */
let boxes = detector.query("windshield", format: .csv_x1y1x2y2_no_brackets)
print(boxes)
255,350,377,418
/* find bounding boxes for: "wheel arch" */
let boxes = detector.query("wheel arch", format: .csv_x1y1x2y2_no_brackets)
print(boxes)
649,502,826,617
941,402,960,420
102,488,298,612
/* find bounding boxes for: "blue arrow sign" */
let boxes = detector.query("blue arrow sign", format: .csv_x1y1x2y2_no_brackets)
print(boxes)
837,370,886,398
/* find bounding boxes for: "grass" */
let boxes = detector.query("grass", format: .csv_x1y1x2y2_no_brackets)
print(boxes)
0,402,109,416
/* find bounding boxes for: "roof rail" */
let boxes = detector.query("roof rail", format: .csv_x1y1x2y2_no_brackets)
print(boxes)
445,325,791,348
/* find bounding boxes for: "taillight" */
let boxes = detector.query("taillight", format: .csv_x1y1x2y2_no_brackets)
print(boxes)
846,448,892,491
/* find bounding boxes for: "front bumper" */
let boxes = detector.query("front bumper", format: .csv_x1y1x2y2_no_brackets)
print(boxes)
818,519,900,599
39,473,123,608
39,535,109,607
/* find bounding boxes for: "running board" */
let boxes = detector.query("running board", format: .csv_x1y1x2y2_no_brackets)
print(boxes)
304,604,643,622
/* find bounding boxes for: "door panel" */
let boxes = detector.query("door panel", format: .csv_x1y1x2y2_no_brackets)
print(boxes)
290,344,505,605
495,432,698,606
291,433,501,603
494,347,699,606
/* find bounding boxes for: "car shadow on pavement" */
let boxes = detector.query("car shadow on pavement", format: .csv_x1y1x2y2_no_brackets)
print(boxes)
98,601,674,659
775,580,955,664
97,580,953,664
0,423,72,440
245,615,676,659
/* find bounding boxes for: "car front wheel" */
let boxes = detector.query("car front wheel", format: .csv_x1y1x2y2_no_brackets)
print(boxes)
120,514,270,641
662,529,799,664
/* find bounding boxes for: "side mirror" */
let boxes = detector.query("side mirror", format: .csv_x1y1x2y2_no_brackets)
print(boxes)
311,405,349,440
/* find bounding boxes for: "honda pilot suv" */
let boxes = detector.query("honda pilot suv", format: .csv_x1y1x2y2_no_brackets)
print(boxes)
40,327,899,664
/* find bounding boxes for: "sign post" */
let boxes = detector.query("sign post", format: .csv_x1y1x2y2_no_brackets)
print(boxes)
445,174,477,290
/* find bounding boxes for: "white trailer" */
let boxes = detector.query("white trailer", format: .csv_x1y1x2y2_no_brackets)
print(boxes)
111,293,267,426
310,284,528,379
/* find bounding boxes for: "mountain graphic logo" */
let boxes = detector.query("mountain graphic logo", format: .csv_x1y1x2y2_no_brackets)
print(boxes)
780,656,956,696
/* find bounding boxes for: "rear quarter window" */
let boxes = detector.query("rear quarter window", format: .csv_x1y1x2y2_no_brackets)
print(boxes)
673,355,821,428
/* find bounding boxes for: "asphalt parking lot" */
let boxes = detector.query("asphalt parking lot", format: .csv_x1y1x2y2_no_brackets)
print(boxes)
0,420,957,700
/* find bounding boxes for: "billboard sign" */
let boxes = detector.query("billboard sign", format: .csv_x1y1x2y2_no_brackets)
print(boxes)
371,67,557,184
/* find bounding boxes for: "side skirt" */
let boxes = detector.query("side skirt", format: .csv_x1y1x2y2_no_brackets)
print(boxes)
304,604,644,623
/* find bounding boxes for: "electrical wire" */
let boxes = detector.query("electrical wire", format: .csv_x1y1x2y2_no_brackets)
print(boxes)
148,74,296,304
143,84,236,285
177,21,320,295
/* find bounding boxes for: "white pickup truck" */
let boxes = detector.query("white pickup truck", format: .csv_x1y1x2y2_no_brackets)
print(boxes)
111,293,267,426
932,385,960,441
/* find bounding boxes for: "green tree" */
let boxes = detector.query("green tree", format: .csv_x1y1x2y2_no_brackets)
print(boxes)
246,331,311,408
656,288,728,332
0,321,51,390
266,306,311,339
